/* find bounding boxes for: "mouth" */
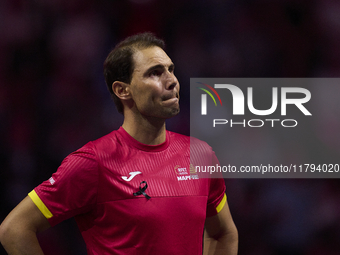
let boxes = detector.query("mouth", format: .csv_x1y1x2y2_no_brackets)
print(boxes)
162,92,179,101
162,93,180,106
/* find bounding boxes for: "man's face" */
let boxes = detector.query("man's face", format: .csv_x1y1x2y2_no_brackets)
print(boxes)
128,46,180,119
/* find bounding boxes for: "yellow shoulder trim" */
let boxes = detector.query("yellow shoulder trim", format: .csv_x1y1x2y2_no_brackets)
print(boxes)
28,190,53,219
216,193,227,213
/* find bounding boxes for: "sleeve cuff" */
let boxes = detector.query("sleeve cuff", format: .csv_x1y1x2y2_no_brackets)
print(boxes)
28,190,53,219
216,193,226,213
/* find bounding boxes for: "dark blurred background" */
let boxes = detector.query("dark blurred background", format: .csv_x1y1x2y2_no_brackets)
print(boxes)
1,0,340,254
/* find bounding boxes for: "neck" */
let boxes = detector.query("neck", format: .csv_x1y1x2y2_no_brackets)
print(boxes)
122,114,167,145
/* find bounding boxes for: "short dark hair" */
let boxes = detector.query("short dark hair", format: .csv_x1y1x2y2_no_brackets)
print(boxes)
103,32,165,114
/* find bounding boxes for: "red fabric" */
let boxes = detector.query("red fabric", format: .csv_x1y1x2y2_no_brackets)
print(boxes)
34,127,226,255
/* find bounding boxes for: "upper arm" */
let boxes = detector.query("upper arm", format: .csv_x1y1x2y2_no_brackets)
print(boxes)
204,199,237,239
0,196,51,238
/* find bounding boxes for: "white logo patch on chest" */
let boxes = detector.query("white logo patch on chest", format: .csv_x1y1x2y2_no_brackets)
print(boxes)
121,171,142,182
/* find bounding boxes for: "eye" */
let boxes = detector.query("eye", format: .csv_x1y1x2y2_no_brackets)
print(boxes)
168,65,175,73
149,70,162,77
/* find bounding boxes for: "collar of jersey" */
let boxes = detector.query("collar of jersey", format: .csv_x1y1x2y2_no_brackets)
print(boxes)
118,127,170,152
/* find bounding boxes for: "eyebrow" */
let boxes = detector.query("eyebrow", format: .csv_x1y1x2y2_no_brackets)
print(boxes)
143,63,175,76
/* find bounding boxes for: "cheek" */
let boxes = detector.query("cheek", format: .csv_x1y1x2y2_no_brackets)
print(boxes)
131,81,163,105
133,91,154,109
140,86,162,102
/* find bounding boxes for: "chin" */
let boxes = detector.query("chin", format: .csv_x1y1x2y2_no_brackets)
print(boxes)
144,106,180,120
165,107,180,119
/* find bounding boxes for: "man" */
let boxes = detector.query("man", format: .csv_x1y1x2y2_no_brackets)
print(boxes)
0,32,238,255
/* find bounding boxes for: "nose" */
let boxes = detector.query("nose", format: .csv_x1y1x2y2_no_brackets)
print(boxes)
165,71,179,91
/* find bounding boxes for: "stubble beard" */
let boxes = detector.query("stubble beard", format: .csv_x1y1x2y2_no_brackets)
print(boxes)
157,105,180,120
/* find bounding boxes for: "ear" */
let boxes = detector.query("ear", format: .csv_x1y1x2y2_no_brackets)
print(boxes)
112,81,131,101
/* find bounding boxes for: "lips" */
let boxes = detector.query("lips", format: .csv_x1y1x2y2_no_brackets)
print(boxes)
161,92,180,107
162,92,179,101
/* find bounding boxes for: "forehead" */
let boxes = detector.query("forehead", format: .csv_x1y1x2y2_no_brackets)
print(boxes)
132,46,172,72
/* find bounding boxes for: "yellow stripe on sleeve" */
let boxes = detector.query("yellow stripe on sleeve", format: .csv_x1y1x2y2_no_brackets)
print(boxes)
216,193,227,213
28,190,53,219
